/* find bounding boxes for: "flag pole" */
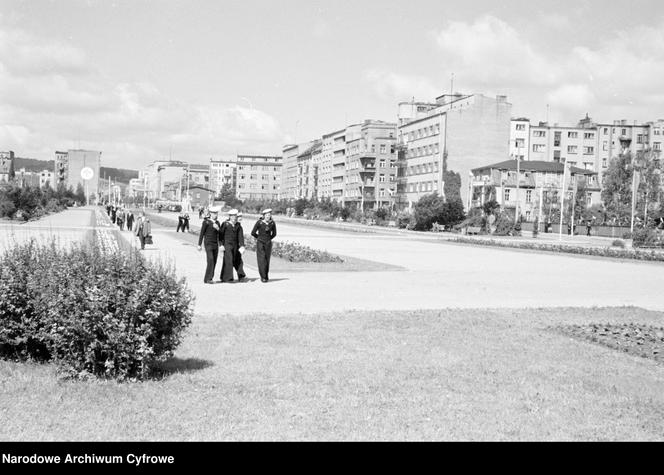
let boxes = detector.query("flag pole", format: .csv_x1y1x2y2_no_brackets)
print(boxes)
558,159,567,241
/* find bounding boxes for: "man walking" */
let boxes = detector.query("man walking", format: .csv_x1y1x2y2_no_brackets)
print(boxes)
126,210,135,232
198,206,222,284
182,212,190,233
251,208,277,283
219,209,246,282
135,211,151,250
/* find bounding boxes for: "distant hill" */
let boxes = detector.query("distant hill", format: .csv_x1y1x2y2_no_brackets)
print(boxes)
14,157,139,184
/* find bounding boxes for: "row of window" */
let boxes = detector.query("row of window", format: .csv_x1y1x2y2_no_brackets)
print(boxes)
533,130,595,140
407,162,440,176
406,124,441,142
407,181,439,193
237,184,279,190
533,145,595,154
407,143,440,158
238,174,279,181
237,165,280,172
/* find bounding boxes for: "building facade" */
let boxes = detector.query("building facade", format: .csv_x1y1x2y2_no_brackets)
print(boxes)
469,159,601,222
510,116,664,184
397,93,512,208
235,154,282,201
53,149,102,196
0,151,15,183
209,157,237,195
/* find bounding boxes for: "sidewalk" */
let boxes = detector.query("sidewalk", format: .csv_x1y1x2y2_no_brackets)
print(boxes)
110,208,664,315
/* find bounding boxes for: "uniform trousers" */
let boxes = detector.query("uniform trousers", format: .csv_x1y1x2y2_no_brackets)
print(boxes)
256,241,273,281
204,245,219,283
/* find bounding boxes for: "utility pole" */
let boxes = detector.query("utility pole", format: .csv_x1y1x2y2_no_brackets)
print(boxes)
514,150,521,225
559,159,567,241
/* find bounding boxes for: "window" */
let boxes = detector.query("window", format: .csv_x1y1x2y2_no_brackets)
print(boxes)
515,139,525,149
583,146,594,154
250,174,257,180
533,144,545,152
533,130,546,137
516,123,526,131
371,144,376,153
654,142,661,151
603,128,608,135
584,133,595,140
622,128,627,135
526,190,532,203
380,144,387,154
602,158,607,168
504,189,511,201
568,132,578,139
603,141,608,151
654,129,661,136
379,159,386,168
568,145,578,154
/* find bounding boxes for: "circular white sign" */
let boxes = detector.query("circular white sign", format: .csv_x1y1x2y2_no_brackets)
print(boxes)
80,167,94,181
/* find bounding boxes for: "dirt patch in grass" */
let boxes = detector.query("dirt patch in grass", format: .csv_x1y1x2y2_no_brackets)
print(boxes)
553,323,664,364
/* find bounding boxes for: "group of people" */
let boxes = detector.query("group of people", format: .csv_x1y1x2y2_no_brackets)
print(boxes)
176,211,190,233
105,204,152,250
198,207,277,284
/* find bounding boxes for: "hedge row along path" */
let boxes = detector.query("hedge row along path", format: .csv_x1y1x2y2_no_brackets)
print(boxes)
104,209,664,316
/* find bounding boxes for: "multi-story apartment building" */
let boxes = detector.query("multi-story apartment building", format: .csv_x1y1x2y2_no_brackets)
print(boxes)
209,157,237,195
342,120,398,210
510,116,664,184
469,159,601,222
0,151,15,183
235,154,281,201
397,93,512,208
53,149,102,196
320,129,344,200
282,120,398,209
187,164,209,188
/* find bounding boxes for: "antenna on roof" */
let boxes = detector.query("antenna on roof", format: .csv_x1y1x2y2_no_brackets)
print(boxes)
450,73,454,95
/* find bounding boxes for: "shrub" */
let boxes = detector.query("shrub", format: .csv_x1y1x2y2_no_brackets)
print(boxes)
532,217,539,238
0,237,194,380
413,194,465,231
243,234,343,263
0,198,16,218
632,228,664,248
612,239,626,248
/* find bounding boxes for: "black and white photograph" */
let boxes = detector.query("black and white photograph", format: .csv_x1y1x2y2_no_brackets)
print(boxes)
1,0,663,451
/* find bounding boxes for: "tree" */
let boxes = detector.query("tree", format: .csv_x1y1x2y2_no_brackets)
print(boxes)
443,170,462,202
74,183,86,205
413,193,465,231
602,152,634,213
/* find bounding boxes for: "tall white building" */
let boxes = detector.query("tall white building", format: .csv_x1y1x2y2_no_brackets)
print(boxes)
397,93,512,208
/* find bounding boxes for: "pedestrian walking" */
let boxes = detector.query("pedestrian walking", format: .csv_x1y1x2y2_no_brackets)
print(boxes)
219,209,246,282
236,211,246,278
198,206,222,284
586,219,592,237
135,212,152,250
126,210,135,232
251,208,277,283
176,212,184,232
111,205,117,224
116,208,125,231
182,212,190,232
198,206,204,219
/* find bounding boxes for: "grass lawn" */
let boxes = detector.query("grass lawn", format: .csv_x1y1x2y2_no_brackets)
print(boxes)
2,306,663,441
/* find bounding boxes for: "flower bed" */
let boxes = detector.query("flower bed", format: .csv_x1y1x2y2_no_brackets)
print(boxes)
553,323,664,364
243,234,344,263
448,236,664,262
0,237,194,381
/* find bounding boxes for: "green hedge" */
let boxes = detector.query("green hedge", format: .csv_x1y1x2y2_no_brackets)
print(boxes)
243,235,343,263
0,238,194,380
449,236,664,262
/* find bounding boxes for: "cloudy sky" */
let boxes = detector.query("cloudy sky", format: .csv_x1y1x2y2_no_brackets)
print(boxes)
1,0,663,169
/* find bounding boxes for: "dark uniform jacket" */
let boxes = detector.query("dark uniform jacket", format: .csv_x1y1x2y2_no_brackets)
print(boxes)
220,221,244,248
198,218,221,247
251,218,277,243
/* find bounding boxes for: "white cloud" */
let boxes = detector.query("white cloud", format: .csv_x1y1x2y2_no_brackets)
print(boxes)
364,69,440,102
0,23,286,168
433,15,558,88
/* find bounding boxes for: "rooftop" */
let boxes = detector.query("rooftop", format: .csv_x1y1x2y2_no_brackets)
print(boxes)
472,159,596,176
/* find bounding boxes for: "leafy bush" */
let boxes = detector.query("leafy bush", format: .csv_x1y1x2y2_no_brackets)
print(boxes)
0,238,194,380
396,209,415,230
632,228,664,248
413,194,465,231
612,239,626,248
449,236,664,262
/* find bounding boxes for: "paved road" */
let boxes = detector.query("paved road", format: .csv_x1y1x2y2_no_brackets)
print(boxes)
119,210,664,315
3,208,661,314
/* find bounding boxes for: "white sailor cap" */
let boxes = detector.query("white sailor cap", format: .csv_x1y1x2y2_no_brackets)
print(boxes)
209,206,220,213
262,208,272,215
228,209,238,216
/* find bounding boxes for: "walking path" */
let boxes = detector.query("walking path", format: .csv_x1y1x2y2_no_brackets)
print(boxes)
121,210,664,315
